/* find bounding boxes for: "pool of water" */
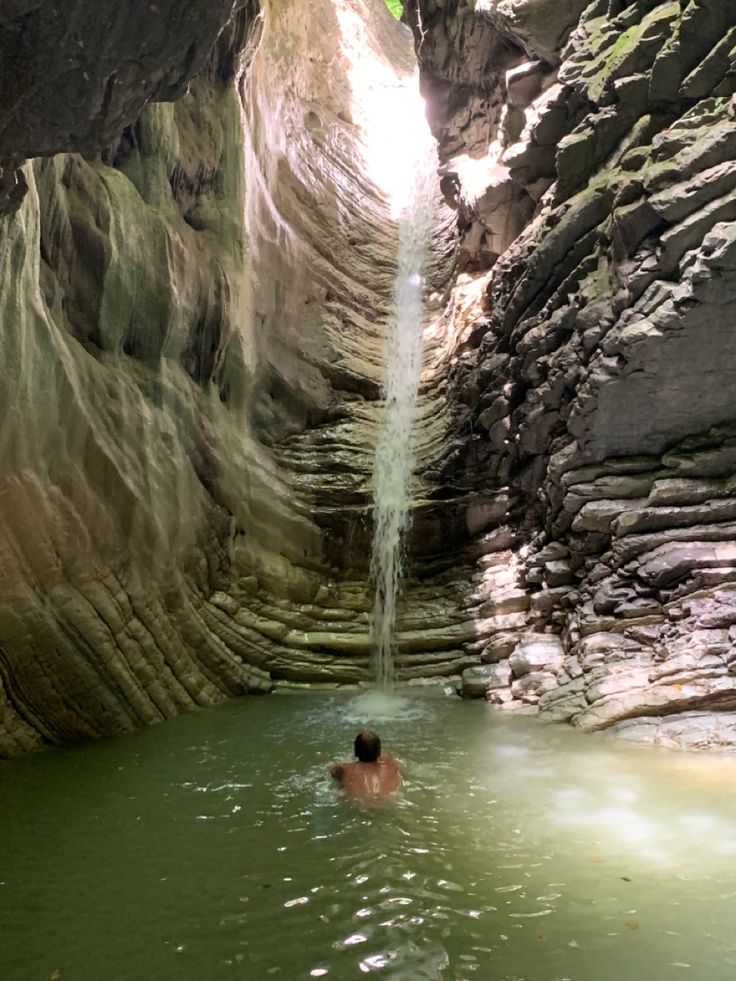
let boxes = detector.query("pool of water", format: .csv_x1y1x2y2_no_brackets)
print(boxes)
3,690,736,980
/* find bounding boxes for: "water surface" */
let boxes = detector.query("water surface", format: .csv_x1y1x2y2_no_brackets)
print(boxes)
3,691,736,980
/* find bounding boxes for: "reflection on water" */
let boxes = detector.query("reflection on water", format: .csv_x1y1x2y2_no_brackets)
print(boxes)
3,692,736,980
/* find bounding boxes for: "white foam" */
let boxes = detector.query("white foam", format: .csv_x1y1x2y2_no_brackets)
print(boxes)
342,692,428,724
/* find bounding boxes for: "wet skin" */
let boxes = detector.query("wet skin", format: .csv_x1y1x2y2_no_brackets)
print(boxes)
330,756,401,798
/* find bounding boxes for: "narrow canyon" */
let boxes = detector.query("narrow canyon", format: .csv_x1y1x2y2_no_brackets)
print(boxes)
1,0,736,757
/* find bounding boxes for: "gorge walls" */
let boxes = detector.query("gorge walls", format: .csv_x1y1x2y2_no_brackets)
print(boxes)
407,0,736,748
0,0,457,756
0,2,266,756
1,0,736,756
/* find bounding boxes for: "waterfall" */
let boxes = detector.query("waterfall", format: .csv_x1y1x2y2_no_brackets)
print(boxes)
369,136,438,689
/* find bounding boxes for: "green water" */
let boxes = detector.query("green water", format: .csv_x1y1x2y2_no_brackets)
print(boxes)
3,691,736,981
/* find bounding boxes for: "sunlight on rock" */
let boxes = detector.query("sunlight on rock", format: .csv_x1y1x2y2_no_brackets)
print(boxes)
448,148,507,204
334,3,434,217
2,0,736,978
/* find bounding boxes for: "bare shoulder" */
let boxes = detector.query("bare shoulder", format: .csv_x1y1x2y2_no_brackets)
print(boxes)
380,756,402,782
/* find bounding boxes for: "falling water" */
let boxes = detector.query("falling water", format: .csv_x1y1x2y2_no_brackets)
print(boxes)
369,134,439,689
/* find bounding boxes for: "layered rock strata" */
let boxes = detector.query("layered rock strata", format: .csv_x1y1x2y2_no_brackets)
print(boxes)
0,18,265,756
408,0,736,747
2,0,736,756
0,0,474,757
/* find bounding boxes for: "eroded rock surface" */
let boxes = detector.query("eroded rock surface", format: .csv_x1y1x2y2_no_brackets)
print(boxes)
2,0,736,756
0,0,467,756
409,0,736,748
0,0,251,216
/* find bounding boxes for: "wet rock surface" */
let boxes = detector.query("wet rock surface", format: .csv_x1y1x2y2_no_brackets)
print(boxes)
0,0,250,216
0,0,464,756
2,0,736,755
405,0,736,748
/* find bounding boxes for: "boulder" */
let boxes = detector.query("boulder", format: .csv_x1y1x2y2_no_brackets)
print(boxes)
509,634,564,677
481,632,519,662
511,670,559,702
462,662,512,697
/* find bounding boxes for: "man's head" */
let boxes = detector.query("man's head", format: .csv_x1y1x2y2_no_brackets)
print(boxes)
354,730,381,763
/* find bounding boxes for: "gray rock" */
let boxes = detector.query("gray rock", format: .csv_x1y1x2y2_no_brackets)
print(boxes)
544,559,575,587
486,687,515,706
511,670,559,702
0,0,246,160
483,0,591,66
530,586,573,616
462,662,512,698
509,634,564,676
506,61,544,110
636,542,736,588
481,632,519,663
534,540,569,563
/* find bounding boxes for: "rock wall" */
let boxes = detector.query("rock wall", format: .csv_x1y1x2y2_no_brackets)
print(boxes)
0,0,473,758
407,0,736,749
0,14,267,756
2,0,736,756
0,0,248,213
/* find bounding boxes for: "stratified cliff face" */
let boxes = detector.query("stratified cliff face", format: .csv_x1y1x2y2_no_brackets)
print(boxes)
0,6,267,756
0,0,465,758
0,0,248,212
408,0,736,748
2,0,736,757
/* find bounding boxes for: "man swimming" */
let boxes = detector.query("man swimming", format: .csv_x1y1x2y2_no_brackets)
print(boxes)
330,730,401,798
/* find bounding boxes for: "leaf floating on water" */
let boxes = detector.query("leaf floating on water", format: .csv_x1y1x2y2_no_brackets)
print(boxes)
587,855,606,863
568,939,580,949
625,921,639,931
621,876,632,882
535,934,548,943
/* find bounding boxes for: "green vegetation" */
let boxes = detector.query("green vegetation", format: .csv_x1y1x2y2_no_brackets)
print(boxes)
384,0,403,18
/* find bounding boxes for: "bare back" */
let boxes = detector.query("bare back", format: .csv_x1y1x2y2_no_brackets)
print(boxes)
331,756,401,798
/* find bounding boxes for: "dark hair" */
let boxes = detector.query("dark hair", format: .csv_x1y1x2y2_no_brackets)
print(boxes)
354,730,381,763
